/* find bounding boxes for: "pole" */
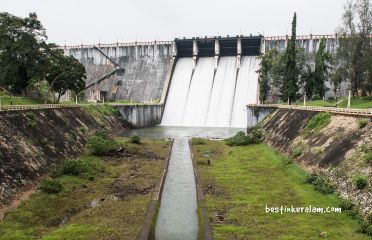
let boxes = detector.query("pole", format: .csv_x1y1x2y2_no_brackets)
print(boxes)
287,98,290,105
0,97,2,111
347,90,351,109
304,92,307,106
75,95,78,104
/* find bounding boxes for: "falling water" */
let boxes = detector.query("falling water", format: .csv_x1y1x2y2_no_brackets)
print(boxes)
161,56,259,128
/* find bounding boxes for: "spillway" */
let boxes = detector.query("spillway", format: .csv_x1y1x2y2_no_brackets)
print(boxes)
161,56,259,128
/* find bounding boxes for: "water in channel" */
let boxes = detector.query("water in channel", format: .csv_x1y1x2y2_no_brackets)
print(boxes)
122,126,242,240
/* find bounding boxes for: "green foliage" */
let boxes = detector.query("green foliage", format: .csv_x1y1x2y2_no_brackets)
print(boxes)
313,38,332,99
292,147,303,158
192,138,206,145
303,173,335,194
336,0,372,95
25,112,36,120
338,198,355,211
79,127,86,134
26,112,37,128
39,179,63,194
364,151,372,164
130,135,141,144
0,12,47,94
353,175,368,190
304,112,331,133
358,118,369,128
40,137,48,145
282,12,299,103
225,129,263,146
52,158,103,180
45,48,86,103
279,155,293,166
313,176,336,194
86,130,119,156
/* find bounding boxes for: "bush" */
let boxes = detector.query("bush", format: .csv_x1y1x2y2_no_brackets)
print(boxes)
338,198,355,211
303,173,335,194
304,112,331,133
225,129,263,146
192,138,206,145
130,135,141,144
357,220,372,236
40,137,48,145
86,130,119,156
39,179,63,194
25,112,36,120
280,156,293,166
353,175,368,190
80,127,86,134
292,148,303,158
365,151,372,164
303,173,319,184
358,118,369,129
60,160,88,176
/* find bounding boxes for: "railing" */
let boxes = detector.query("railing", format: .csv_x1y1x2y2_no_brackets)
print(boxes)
0,102,164,112
59,41,173,50
264,34,372,41
0,104,80,112
248,104,372,116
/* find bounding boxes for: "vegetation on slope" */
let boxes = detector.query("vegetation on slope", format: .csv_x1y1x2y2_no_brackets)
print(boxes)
192,140,370,240
0,137,170,240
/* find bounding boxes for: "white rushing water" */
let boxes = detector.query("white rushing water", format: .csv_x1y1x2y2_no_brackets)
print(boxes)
161,56,259,128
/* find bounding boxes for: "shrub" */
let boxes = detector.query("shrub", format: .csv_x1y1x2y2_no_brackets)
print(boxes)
313,176,335,194
225,129,263,146
303,173,319,184
39,179,63,194
338,198,355,211
79,127,86,134
86,131,119,156
304,112,331,133
280,156,293,166
312,147,324,155
25,112,36,120
292,148,303,158
353,175,368,190
40,137,48,145
304,173,335,194
357,220,372,236
130,135,141,144
192,138,206,145
225,131,250,146
365,151,372,164
358,118,369,129
60,160,88,176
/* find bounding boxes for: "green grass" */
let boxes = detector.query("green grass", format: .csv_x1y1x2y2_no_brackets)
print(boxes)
304,112,331,133
192,140,370,240
81,104,119,118
0,138,170,240
0,96,51,105
305,97,372,109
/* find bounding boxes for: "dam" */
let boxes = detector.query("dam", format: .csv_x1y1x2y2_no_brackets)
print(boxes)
62,34,340,128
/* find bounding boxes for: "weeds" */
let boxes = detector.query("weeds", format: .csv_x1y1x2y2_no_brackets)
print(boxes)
39,179,63,194
304,112,331,133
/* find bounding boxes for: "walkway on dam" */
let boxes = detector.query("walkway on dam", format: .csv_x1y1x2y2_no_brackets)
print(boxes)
248,104,372,117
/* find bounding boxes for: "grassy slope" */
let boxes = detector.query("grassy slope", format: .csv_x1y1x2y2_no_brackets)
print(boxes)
305,98,372,109
192,141,370,240
0,96,51,105
0,138,170,240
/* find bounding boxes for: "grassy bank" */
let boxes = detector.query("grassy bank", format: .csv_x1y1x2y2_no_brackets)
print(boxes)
192,140,370,240
304,97,372,109
0,137,170,240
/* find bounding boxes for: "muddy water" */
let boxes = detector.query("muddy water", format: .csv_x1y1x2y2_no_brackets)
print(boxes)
122,126,242,240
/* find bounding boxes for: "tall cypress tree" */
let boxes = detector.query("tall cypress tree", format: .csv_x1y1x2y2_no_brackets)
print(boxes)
313,38,331,99
282,12,298,103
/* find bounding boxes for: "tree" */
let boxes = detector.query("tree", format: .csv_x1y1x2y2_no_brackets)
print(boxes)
45,47,86,103
336,0,372,95
300,64,315,99
257,50,277,102
313,39,332,99
0,12,48,94
282,12,298,103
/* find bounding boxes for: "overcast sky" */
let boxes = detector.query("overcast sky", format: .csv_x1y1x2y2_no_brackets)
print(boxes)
0,0,346,45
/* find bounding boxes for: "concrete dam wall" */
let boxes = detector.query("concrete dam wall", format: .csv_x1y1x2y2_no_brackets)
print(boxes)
64,42,173,102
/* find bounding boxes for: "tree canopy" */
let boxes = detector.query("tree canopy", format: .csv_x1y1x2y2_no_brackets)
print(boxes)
0,12,86,102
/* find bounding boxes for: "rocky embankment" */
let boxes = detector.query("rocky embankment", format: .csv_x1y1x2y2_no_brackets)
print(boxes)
0,107,126,213
260,109,371,215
